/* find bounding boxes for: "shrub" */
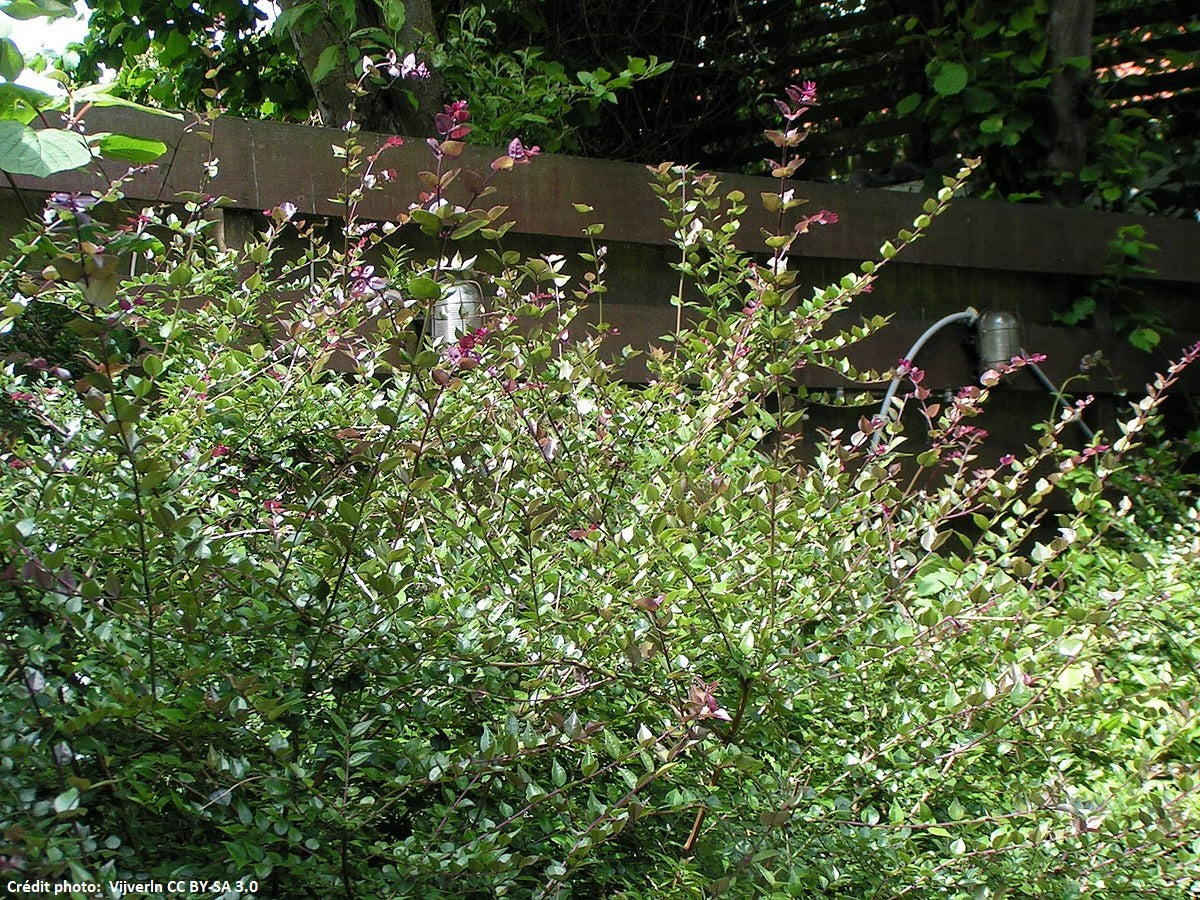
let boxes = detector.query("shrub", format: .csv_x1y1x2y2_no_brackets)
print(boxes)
2,77,1198,898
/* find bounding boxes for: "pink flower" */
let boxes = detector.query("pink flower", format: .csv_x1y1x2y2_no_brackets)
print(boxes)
211,444,231,458
794,209,839,235
790,81,818,106
896,358,924,383
46,192,97,225
507,138,540,163
264,202,297,223
999,453,1015,466
687,680,733,723
349,265,387,297
445,327,490,369
386,51,430,81
774,82,819,123
123,211,156,232
435,101,471,139
445,344,480,370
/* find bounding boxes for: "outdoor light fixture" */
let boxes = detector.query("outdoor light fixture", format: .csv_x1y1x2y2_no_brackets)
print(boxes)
868,306,1094,449
430,281,483,347
975,309,1022,373
974,309,1093,437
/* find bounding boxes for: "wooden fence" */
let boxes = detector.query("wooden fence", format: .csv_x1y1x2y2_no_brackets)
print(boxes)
6,108,1200,448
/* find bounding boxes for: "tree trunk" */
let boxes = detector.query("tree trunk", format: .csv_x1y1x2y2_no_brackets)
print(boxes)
277,0,445,136
1046,0,1096,204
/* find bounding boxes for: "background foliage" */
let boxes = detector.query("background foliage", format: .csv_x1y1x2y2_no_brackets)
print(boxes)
50,0,1200,216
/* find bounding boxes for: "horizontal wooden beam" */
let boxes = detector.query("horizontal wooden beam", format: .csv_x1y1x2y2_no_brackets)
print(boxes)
1094,0,1199,36
7,107,1199,286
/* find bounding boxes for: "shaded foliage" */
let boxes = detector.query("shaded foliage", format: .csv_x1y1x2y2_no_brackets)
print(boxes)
63,0,1199,213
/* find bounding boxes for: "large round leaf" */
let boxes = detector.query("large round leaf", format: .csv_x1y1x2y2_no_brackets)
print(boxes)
931,61,969,97
0,120,92,176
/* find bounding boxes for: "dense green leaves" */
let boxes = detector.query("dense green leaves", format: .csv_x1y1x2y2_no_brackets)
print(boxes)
1,92,1198,896
0,3,173,179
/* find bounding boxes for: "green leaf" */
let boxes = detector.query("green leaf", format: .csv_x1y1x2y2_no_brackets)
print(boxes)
896,92,922,117
0,37,24,82
380,0,406,32
0,120,91,176
980,116,1004,134
1054,296,1094,326
915,569,956,597
312,44,342,84
450,218,487,240
53,786,80,813
269,4,309,38
407,275,441,301
93,132,168,163
1129,327,1160,352
408,208,442,233
0,82,56,122
0,0,75,21
72,84,185,119
931,62,969,96
1008,5,1037,33
964,87,998,113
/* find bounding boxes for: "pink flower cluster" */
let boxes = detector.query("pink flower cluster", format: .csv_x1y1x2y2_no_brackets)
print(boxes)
435,100,471,140
23,357,71,381
897,358,930,400
774,81,818,122
349,265,387,298
365,50,430,81
445,326,490,370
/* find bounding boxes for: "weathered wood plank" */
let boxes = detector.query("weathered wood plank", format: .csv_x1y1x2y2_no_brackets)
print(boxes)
11,108,1196,286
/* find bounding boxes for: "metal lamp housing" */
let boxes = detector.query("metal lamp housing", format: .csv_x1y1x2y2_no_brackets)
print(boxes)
976,309,1021,373
430,282,483,347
